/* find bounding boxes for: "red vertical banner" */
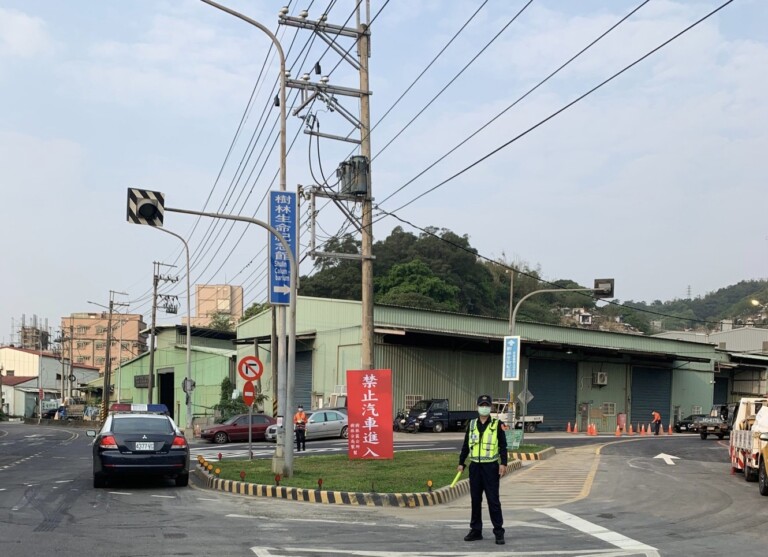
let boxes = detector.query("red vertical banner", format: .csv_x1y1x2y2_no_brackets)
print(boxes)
346,369,393,460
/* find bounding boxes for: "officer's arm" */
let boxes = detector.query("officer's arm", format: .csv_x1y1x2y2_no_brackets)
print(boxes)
458,427,470,471
497,421,508,466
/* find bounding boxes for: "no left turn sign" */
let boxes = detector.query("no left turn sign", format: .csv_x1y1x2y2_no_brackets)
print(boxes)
238,355,264,381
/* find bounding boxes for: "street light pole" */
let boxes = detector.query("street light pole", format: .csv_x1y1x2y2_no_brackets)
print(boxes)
508,282,613,444
154,227,193,437
198,0,290,466
163,206,297,477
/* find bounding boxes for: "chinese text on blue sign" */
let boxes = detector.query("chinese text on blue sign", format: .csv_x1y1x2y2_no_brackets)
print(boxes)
269,191,297,305
502,336,520,381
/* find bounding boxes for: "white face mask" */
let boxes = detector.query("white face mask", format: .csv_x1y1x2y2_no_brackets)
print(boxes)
477,406,491,416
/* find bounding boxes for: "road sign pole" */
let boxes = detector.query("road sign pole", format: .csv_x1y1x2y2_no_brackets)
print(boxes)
248,403,253,461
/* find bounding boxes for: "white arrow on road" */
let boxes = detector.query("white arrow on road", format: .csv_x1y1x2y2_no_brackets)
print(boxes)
654,453,680,465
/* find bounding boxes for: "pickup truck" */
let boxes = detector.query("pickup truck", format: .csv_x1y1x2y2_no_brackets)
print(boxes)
699,403,734,440
405,399,475,433
490,399,544,432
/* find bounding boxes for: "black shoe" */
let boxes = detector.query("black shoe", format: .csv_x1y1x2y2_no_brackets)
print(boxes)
495,536,505,545
464,530,482,542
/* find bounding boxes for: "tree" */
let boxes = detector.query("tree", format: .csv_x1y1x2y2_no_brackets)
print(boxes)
214,377,268,422
241,302,269,323
208,311,234,331
375,259,460,311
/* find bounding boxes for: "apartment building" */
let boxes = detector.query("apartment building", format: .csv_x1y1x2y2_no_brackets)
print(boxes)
188,284,243,328
61,313,148,375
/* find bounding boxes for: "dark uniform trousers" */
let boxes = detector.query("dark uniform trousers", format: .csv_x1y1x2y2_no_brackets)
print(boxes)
296,428,306,451
469,461,504,535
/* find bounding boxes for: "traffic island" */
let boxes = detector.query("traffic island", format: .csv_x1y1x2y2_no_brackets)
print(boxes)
194,459,523,507
509,446,556,461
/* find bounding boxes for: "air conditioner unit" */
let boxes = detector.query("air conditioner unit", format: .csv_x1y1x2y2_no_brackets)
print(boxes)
592,371,608,386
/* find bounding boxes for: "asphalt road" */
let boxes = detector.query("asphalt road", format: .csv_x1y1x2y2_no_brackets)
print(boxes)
2,422,767,556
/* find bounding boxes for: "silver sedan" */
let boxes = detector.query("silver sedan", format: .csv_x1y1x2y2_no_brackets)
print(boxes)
265,410,348,442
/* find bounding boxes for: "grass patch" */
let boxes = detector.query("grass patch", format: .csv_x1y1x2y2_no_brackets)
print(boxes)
204,446,550,493
513,444,547,453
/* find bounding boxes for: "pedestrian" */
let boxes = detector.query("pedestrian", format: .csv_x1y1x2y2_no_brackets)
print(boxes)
294,404,307,452
457,394,508,545
652,410,662,435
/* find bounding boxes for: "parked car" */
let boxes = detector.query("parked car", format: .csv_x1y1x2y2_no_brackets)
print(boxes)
674,414,706,433
265,410,348,442
201,413,277,444
86,403,189,488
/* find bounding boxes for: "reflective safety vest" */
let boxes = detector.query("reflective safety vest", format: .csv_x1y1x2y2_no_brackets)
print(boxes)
294,411,307,430
468,418,500,463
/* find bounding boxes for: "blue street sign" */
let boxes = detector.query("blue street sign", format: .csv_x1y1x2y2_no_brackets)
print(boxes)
502,336,520,381
269,191,297,305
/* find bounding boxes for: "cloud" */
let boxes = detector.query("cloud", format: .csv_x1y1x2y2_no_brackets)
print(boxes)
0,7,54,58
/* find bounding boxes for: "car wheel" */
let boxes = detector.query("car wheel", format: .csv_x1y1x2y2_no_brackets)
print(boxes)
175,473,189,487
745,462,758,482
214,432,229,444
525,422,537,433
93,474,106,489
717,434,724,440
759,459,768,496
700,431,708,440
433,421,444,433
340,426,348,439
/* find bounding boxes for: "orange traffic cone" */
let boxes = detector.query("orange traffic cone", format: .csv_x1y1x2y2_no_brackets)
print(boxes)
615,425,622,437
628,423,634,436
573,422,579,434
640,424,646,436
668,424,673,435
567,422,572,433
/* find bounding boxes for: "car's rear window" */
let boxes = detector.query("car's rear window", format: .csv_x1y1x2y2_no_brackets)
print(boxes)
112,416,174,434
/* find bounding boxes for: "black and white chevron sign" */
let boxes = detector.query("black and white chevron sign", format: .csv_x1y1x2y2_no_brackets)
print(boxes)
126,188,165,227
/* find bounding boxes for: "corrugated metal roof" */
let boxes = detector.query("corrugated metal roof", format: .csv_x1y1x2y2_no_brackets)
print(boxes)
175,345,236,357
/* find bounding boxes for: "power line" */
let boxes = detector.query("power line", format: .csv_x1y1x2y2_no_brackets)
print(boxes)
383,0,734,215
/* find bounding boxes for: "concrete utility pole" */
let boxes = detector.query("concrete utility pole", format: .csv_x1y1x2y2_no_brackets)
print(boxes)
100,290,128,422
148,261,178,404
280,3,374,369
358,13,374,371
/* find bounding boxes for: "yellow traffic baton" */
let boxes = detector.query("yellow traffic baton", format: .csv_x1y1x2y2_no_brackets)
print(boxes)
450,469,464,488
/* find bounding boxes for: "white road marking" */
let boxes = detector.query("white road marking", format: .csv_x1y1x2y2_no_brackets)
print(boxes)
197,497,219,501
55,480,73,483
108,491,132,495
536,508,658,554
250,548,640,556
285,517,376,526
151,495,176,499
653,453,679,465
446,519,564,531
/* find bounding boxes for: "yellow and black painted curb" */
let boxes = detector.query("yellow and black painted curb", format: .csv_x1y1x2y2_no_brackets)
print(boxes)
194,459,522,507
508,446,556,461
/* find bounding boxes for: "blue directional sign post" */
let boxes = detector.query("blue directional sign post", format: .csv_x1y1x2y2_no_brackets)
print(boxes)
269,191,297,305
502,335,521,381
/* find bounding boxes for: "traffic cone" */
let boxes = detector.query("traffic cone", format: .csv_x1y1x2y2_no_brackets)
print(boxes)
573,422,579,434
628,424,634,436
615,425,622,437
640,424,646,436
668,424,673,435
567,422,572,433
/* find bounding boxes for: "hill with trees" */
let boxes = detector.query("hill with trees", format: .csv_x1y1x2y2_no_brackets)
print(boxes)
245,226,767,335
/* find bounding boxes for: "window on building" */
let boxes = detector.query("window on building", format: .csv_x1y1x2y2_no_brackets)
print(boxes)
404,394,423,411
121,342,129,350
77,326,89,335
96,326,106,334
95,342,105,350
601,402,617,416
691,405,702,415
76,341,88,349
6,370,14,376
96,357,105,365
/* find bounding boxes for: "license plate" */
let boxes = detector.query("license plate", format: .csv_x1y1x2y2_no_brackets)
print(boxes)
135,442,154,451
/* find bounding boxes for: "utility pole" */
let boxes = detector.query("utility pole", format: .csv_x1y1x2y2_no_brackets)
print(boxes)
358,9,374,370
282,2,374,367
101,290,128,422
148,261,178,404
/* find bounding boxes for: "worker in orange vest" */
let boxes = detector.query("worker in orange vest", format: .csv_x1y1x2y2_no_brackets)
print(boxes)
651,410,662,436
294,405,308,451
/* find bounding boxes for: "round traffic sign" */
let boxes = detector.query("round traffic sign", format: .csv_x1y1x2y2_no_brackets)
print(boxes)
238,355,264,381
242,380,256,406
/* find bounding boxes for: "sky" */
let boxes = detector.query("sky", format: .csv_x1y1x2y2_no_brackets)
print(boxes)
1,0,766,342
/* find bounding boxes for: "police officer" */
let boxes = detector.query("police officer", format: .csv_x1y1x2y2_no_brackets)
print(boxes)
458,394,507,545
294,405,307,451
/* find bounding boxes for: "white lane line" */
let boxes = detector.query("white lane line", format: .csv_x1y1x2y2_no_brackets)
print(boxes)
108,491,132,495
251,547,630,556
285,517,376,526
151,495,175,499
536,508,658,553
55,480,73,484
0,488,6,491
197,497,219,501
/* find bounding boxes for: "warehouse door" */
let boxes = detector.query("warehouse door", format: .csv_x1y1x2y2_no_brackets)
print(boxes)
295,351,313,411
630,366,671,426
526,359,577,432
713,377,728,405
